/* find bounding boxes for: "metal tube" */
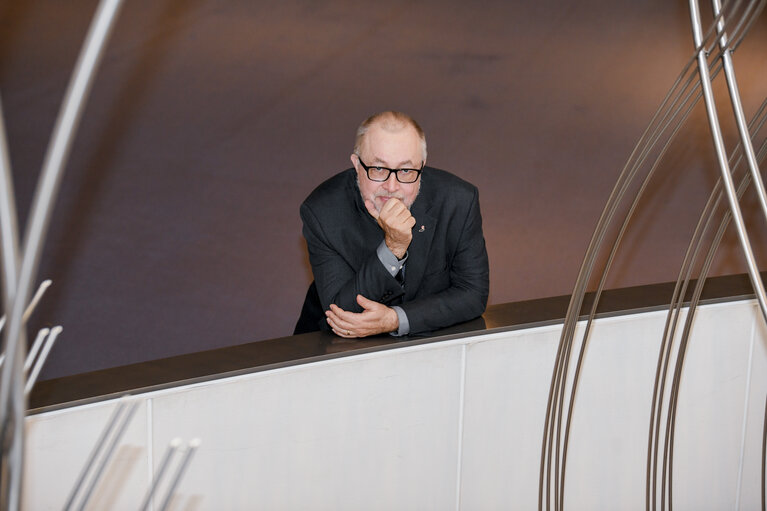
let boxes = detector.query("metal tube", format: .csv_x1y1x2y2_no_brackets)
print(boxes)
21,279,51,323
0,91,21,511
0,1,124,508
157,439,201,511
22,328,50,372
0,97,20,319
732,0,767,52
74,400,138,511
138,438,182,511
63,398,128,511
0,280,52,338
659,122,767,511
711,0,767,225
540,2,763,505
688,0,767,324
24,326,62,395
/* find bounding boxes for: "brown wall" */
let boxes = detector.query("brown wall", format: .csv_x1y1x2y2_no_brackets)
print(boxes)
1,0,766,379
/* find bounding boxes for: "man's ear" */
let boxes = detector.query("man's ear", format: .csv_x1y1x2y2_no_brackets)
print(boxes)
350,153,358,168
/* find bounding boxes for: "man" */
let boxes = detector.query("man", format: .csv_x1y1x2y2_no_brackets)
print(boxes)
295,111,489,337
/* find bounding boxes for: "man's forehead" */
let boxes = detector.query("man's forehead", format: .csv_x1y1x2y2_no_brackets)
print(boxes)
368,155,418,167
361,124,421,162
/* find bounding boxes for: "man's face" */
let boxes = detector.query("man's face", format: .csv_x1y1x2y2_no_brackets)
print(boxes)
352,123,423,213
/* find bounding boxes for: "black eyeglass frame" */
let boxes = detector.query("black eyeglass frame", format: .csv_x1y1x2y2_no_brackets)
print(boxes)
355,156,424,183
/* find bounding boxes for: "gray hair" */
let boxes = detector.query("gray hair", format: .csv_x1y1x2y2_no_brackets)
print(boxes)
353,111,428,162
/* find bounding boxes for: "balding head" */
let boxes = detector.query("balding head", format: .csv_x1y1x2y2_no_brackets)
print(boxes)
354,111,427,162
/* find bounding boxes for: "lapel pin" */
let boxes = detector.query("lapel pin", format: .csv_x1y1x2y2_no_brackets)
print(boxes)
419,225,426,232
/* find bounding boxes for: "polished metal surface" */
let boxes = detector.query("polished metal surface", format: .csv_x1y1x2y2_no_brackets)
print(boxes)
689,0,767,323
138,438,182,511
539,1,767,509
0,3,206,507
67,399,138,511
157,439,201,511
0,0,124,508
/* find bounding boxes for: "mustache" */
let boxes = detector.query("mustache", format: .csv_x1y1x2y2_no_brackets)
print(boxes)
374,191,405,200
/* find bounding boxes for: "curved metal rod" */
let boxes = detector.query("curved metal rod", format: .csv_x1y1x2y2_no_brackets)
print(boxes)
0,2,124,508
646,27,764,510
22,328,50,372
655,13,767,502
138,438,182,511
541,67,695,510
0,97,20,322
63,397,128,511
558,52,757,508
24,326,62,395
712,0,767,230
762,394,767,511
542,13,745,506
654,4,767,490
157,439,201,511
625,21,766,508
662,199,736,510
74,399,138,511
0,95,22,511
543,38,717,511
662,138,767,510
653,96,767,507
538,1,760,507
648,99,767,510
565,80,761,511
657,153,753,510
732,0,767,52
652,5,767,499
647,177,726,510
649,166,729,511
0,279,53,337
560,87,707,507
689,0,767,322
704,0,747,54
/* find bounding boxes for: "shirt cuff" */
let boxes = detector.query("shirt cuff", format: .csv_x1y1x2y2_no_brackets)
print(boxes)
390,306,410,336
376,240,407,277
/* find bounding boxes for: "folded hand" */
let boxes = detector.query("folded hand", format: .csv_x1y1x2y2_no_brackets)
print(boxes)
326,294,399,338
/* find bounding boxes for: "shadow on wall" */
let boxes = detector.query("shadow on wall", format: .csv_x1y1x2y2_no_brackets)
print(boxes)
36,0,206,328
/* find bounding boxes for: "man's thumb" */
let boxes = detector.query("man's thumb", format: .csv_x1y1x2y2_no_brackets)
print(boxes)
357,294,376,309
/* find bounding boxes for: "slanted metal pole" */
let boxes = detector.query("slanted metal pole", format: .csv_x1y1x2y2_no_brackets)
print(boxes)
711,0,767,225
0,94,22,511
688,0,767,324
0,1,124,508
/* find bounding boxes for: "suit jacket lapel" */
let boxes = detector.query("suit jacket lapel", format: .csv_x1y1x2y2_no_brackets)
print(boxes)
404,203,436,301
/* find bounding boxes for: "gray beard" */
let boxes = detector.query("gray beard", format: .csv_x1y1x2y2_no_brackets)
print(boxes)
355,174,422,212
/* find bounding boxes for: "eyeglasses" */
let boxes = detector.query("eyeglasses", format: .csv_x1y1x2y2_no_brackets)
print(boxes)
356,156,424,183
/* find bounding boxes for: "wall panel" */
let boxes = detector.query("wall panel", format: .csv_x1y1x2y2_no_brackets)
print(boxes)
23,299,767,510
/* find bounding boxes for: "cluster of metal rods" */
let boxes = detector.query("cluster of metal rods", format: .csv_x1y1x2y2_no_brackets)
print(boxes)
63,397,201,511
0,0,125,507
0,0,200,509
0,280,63,396
539,1,767,510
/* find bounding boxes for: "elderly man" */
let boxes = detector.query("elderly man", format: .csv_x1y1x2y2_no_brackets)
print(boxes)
295,111,489,337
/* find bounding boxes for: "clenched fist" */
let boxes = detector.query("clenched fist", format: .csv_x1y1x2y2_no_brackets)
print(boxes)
365,198,416,258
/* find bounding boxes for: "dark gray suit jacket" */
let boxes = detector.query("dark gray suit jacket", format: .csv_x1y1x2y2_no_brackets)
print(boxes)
298,167,489,335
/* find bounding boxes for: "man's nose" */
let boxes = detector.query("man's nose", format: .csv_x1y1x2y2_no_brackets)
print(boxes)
382,172,399,192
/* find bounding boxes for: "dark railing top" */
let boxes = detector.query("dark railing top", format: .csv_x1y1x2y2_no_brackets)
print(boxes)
28,273,759,414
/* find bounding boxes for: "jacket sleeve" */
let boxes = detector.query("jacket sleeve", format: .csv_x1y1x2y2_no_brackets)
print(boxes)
300,202,405,316
399,188,489,334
